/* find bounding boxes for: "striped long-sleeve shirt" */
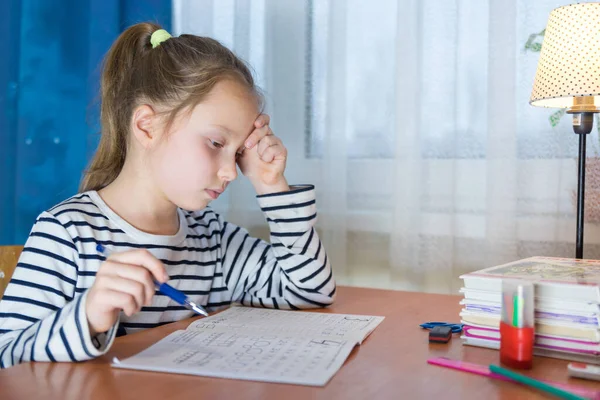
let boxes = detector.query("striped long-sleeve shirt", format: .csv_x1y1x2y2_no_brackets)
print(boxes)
0,185,335,369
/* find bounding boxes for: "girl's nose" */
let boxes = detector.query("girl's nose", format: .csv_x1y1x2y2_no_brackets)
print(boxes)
217,159,238,182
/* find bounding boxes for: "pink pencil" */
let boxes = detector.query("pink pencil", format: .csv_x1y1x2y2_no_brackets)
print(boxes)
427,357,600,399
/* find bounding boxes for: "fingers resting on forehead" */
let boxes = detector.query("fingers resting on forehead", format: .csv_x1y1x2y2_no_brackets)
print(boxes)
245,114,272,149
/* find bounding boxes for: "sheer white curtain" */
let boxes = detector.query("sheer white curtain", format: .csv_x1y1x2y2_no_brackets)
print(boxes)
173,0,600,294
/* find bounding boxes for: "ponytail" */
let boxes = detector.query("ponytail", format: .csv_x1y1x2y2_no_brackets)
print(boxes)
81,22,160,192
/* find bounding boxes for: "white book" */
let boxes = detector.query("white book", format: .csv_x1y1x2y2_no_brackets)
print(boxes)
464,325,600,353
460,288,600,314
112,306,385,386
460,310,600,341
460,288,501,302
460,256,600,302
461,336,600,364
459,299,600,326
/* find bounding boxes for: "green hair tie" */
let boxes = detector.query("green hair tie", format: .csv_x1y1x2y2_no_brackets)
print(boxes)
151,29,172,49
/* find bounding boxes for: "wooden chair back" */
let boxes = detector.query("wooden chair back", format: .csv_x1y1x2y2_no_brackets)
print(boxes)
0,246,23,298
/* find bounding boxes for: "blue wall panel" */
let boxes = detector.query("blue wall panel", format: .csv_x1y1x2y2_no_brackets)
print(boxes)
0,0,172,245
0,1,20,244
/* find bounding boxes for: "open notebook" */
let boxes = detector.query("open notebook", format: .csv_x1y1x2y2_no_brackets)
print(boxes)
112,306,385,386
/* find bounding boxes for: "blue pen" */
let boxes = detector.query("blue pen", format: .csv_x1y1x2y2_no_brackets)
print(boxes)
96,244,209,317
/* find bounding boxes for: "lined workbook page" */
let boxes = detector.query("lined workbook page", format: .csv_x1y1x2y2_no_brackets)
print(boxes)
112,307,385,386
188,307,385,344
113,327,357,386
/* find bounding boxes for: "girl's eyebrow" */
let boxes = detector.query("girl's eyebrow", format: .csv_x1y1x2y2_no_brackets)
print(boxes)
208,124,234,135
210,124,253,138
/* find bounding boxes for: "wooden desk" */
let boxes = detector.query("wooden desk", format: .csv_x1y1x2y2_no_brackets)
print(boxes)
1,286,598,399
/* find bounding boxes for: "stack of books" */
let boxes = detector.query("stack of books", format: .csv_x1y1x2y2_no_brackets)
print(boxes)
459,256,600,364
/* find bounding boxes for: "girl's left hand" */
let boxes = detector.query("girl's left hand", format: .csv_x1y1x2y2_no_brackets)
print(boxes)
237,114,289,195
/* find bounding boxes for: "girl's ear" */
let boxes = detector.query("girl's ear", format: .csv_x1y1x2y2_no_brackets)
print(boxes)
131,105,160,149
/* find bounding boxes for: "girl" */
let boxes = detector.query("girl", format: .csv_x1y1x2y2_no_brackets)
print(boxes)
0,22,335,369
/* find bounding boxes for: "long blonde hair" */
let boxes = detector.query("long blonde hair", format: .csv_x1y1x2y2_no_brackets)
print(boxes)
80,22,259,192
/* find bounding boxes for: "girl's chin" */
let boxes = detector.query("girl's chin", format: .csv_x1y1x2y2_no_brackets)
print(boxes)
171,195,211,212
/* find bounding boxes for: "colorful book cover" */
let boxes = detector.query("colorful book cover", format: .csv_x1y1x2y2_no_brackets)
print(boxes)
461,256,600,286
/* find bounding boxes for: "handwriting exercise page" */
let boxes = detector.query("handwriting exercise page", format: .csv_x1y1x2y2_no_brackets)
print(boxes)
188,307,385,344
113,307,385,385
113,327,356,386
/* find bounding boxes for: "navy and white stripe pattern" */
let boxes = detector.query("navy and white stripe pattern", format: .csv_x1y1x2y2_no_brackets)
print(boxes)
0,185,335,368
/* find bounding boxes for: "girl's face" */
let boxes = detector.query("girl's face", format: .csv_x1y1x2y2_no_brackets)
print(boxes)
149,79,259,211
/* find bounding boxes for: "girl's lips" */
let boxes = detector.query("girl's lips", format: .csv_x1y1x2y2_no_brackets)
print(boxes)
205,189,221,199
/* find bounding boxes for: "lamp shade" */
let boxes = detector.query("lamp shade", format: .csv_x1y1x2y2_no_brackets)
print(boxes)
530,3,600,110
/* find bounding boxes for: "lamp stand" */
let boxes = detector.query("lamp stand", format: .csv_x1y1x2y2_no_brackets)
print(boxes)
571,112,595,259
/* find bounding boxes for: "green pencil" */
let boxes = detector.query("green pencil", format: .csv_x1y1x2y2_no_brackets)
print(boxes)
489,365,587,400
512,293,519,327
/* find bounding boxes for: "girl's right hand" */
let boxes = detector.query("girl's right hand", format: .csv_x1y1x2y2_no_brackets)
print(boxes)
85,249,169,336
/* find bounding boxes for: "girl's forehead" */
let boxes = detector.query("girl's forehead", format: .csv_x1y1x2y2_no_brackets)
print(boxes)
188,80,260,136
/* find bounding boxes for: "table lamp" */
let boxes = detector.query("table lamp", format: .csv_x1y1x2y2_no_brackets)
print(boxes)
530,3,600,259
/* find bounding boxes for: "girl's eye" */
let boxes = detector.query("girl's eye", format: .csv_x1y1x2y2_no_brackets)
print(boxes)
210,140,224,149
235,149,245,159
